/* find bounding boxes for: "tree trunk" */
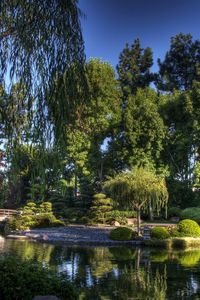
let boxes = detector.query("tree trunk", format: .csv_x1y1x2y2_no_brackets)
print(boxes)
148,201,154,221
137,208,141,236
74,172,78,202
165,205,168,220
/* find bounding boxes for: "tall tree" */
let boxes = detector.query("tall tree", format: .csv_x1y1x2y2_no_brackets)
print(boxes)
64,59,122,200
117,38,154,97
0,0,86,144
157,33,200,92
108,88,166,170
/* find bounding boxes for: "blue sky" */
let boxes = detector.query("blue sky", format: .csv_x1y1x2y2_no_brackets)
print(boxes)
79,0,200,72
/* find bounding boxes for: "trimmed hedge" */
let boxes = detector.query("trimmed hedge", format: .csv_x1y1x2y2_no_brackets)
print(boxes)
150,227,170,240
0,256,77,300
177,219,200,237
168,207,181,218
109,227,133,241
180,207,200,223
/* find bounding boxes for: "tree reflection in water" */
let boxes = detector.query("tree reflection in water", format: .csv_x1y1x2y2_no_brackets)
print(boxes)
2,239,200,299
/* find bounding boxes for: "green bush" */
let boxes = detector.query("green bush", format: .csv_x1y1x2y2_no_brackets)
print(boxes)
90,193,113,223
150,227,170,240
105,210,137,225
177,219,200,237
180,207,200,223
21,202,37,215
5,213,65,232
50,220,65,227
39,201,53,213
168,207,181,218
33,213,56,228
0,255,77,300
109,227,133,241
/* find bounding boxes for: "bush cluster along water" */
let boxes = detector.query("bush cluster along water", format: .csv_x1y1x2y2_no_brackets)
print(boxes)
1,237,200,299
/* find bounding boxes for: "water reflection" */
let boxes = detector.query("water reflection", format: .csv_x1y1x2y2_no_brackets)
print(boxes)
1,238,200,299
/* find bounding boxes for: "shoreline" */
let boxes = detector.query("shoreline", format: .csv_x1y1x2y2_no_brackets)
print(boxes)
6,225,144,246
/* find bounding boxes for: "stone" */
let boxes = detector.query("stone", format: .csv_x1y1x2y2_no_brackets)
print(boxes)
114,221,120,227
127,218,137,225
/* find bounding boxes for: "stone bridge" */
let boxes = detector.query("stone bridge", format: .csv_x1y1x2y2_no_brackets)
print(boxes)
0,209,18,221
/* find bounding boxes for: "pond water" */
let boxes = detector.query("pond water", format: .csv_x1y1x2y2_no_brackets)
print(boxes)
0,236,200,299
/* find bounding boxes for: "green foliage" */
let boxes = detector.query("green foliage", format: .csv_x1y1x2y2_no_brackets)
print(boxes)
105,168,168,212
0,0,86,145
193,162,200,189
33,213,57,228
180,208,200,223
150,227,170,240
177,219,200,237
117,38,155,96
109,227,133,241
105,210,137,225
39,201,53,214
0,255,77,300
21,202,37,215
48,219,65,227
123,88,166,167
157,33,200,91
5,201,65,231
90,193,113,223
168,207,181,218
105,167,168,234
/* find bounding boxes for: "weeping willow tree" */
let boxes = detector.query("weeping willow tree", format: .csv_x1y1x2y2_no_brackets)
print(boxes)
104,168,168,235
0,0,87,145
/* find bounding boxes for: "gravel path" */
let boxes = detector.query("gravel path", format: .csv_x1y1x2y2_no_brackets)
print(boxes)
7,225,142,245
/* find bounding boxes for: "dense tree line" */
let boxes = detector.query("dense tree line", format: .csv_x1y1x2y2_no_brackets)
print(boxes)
1,9,200,212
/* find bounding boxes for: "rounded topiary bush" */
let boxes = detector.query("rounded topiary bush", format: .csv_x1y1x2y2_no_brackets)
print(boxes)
150,227,170,240
177,219,200,237
180,208,200,223
109,227,133,241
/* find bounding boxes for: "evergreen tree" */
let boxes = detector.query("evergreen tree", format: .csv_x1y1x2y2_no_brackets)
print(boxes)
157,33,200,91
117,38,155,97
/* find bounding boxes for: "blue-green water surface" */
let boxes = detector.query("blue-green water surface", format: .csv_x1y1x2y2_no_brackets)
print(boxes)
1,237,200,299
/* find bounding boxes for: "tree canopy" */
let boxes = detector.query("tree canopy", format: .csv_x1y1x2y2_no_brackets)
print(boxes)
105,168,168,234
0,0,86,144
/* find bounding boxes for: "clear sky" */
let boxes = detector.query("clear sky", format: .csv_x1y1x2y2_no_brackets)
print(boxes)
79,0,200,72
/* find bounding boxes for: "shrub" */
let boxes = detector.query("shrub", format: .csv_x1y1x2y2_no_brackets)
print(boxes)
90,193,113,223
180,208,200,223
168,207,181,218
50,220,65,227
177,219,200,237
0,255,77,300
21,202,37,215
109,227,133,241
39,201,53,214
5,213,65,232
105,210,137,225
33,213,57,228
150,227,170,240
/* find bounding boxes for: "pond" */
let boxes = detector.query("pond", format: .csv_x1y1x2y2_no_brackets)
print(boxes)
0,236,200,299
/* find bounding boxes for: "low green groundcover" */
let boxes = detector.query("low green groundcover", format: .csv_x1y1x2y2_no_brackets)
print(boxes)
109,227,133,241
0,256,77,300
